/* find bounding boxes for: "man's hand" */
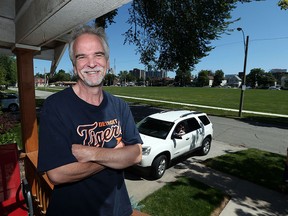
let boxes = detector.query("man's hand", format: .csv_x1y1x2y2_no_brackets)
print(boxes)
115,141,125,148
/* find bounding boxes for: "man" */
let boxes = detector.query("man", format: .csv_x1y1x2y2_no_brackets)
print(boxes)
37,25,142,216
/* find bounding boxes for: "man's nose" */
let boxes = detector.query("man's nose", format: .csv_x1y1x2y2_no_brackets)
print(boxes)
87,56,98,68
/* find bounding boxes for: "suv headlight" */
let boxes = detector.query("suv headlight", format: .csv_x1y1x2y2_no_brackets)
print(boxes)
142,146,151,155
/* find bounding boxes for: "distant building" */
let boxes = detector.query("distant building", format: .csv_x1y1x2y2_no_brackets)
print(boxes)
129,68,146,79
34,76,46,87
207,76,214,87
269,69,287,73
129,68,168,80
224,75,242,87
146,69,167,79
269,68,288,85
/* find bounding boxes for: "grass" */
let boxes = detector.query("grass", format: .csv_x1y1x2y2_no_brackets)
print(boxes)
203,148,287,192
104,86,288,126
138,149,287,215
36,86,288,115
35,86,288,126
102,86,288,115
139,177,227,216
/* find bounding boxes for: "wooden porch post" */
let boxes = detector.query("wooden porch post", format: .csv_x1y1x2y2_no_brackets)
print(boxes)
13,46,39,153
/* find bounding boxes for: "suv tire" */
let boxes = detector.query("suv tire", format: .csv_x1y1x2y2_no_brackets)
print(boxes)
151,155,167,179
8,103,18,112
199,137,211,155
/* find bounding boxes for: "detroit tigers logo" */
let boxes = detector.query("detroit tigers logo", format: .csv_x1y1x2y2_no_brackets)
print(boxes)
77,119,122,147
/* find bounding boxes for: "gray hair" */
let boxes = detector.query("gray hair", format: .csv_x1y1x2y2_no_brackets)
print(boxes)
69,25,110,65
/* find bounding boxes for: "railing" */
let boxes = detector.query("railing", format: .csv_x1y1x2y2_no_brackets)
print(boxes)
24,151,53,215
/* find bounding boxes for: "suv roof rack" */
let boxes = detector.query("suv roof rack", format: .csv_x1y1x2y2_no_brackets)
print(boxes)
159,109,181,114
180,111,203,118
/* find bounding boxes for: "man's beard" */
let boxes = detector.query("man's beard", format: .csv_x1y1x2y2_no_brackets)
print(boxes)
77,67,105,87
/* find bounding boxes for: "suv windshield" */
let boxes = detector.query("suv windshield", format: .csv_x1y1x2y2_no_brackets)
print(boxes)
137,117,174,139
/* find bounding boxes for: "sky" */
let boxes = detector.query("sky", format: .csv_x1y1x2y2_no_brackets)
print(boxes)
34,0,288,78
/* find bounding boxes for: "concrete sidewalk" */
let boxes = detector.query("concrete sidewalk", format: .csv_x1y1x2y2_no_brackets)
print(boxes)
125,141,288,215
184,163,288,216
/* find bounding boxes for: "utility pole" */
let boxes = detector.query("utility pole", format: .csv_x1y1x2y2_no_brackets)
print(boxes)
237,28,249,118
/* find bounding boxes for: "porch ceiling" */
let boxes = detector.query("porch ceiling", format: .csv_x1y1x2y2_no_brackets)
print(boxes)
0,0,130,72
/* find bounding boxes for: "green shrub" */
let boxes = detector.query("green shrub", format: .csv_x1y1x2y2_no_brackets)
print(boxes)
0,112,19,144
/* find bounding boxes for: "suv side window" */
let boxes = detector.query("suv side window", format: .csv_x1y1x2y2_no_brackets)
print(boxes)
186,118,201,132
198,115,211,126
174,120,188,135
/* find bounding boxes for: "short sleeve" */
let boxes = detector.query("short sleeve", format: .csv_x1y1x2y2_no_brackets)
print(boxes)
37,99,77,172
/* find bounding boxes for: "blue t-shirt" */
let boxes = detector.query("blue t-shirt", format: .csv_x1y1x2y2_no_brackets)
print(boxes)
38,87,142,216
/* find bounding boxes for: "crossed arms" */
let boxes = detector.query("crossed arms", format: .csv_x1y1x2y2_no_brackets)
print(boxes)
47,142,142,185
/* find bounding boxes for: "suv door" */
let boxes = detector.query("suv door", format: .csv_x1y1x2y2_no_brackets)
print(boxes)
172,118,203,157
186,117,203,150
171,120,191,158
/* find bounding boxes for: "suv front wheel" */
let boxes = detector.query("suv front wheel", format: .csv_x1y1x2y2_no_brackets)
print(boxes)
151,155,167,179
8,103,19,112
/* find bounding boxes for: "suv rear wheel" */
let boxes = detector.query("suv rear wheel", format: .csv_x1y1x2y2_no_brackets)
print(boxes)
199,137,211,155
151,155,167,179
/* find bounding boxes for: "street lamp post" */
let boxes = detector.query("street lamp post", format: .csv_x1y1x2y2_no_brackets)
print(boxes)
237,28,249,118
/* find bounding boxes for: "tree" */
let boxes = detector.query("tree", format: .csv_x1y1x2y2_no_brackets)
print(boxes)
278,0,288,10
282,76,288,89
246,68,265,88
104,73,116,86
258,72,276,88
94,10,118,28
246,68,277,88
212,70,225,87
35,73,45,78
118,70,129,86
0,55,17,87
174,66,192,86
124,1,260,76
196,70,212,87
49,69,71,83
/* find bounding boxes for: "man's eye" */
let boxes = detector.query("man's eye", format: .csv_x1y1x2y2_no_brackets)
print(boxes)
95,53,105,58
76,56,85,60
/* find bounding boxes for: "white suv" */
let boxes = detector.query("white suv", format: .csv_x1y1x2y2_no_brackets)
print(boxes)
137,110,213,179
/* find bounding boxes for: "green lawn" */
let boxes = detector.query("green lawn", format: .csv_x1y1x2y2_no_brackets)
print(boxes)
139,177,227,216
36,86,288,116
138,149,287,216
203,148,287,192
35,86,288,125
103,86,288,115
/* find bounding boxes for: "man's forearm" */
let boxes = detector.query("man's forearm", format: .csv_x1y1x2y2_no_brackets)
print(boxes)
47,161,104,185
72,144,142,169
92,144,142,169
